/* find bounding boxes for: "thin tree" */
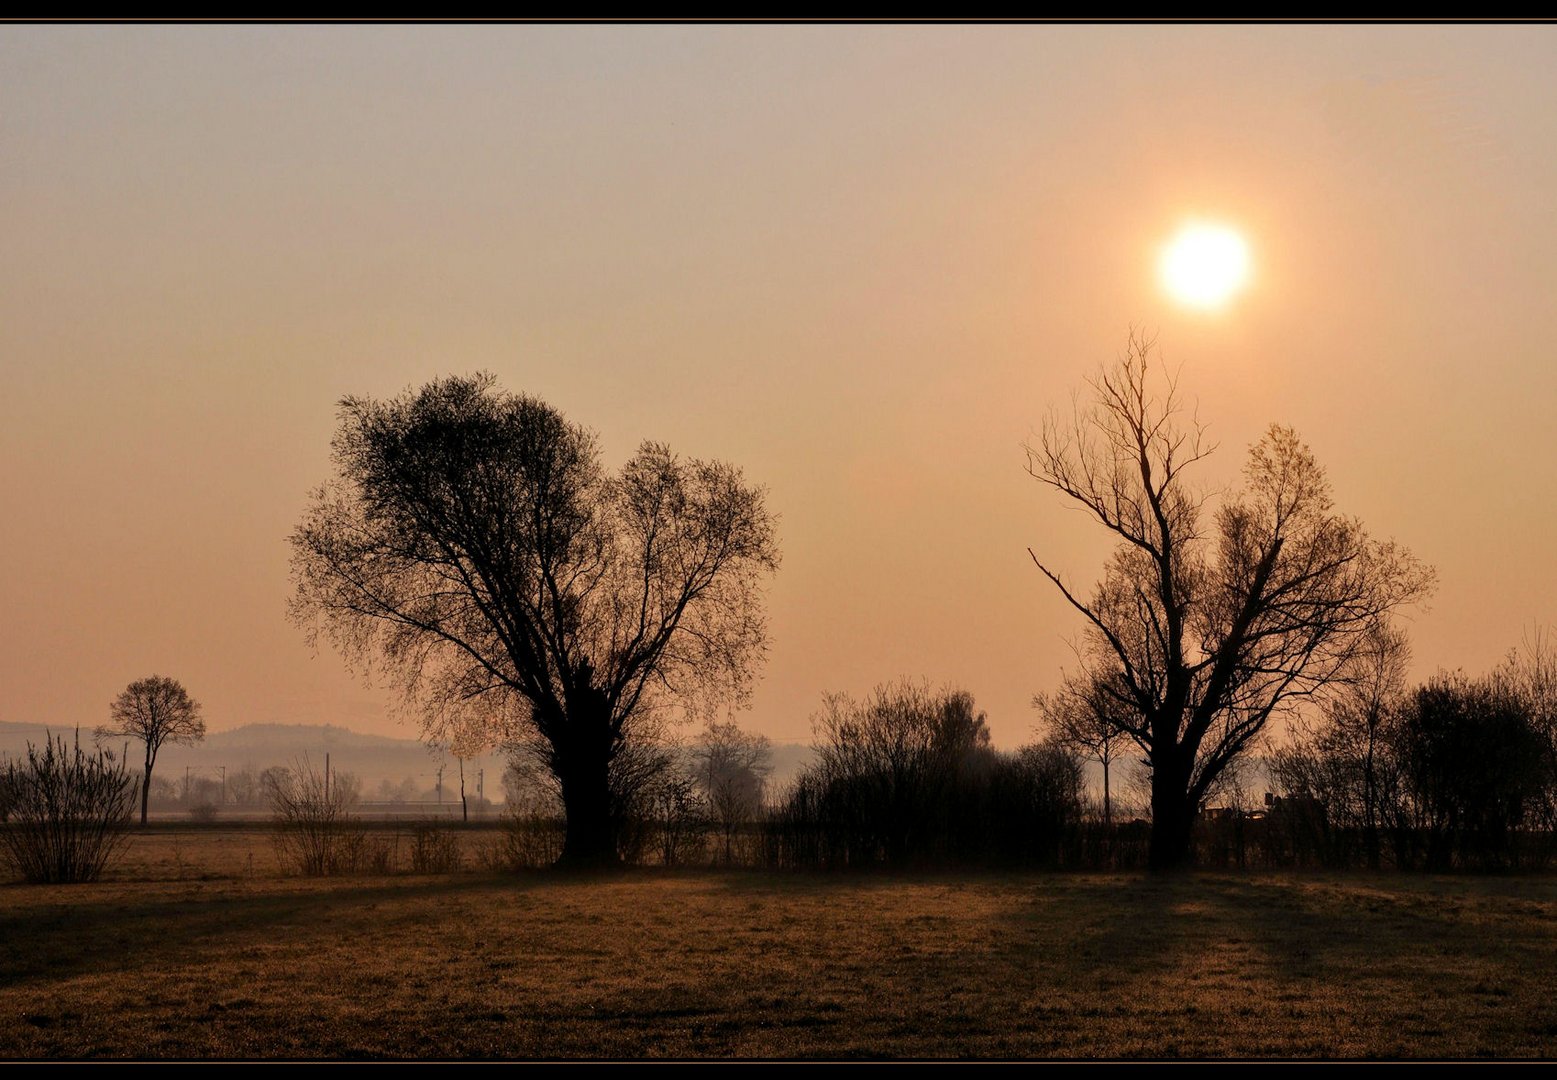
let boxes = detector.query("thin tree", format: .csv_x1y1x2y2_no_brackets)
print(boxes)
289,374,780,867
1036,672,1132,827
95,675,206,826
1026,333,1433,869
1325,620,1411,868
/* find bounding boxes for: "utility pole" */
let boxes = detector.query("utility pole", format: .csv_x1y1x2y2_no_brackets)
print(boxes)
436,764,444,805
219,765,226,806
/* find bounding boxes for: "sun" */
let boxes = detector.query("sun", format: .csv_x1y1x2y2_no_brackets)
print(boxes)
1159,223,1251,309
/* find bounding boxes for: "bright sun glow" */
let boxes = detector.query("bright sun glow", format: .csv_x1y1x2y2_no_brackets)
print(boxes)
1159,223,1251,308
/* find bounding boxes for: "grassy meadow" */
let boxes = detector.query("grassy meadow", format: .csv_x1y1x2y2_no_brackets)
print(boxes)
4,824,1557,1059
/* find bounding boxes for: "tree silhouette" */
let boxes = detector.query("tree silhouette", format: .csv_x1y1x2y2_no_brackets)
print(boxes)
1037,672,1133,827
289,374,780,867
1026,333,1433,870
95,675,205,826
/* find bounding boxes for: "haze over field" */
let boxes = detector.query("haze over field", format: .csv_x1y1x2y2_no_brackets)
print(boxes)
3,25,1555,749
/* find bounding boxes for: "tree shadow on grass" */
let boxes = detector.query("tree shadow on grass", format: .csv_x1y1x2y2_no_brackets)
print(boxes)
981,872,1557,1057
0,873,537,990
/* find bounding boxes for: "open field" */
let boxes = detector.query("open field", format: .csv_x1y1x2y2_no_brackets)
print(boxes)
5,825,1557,1059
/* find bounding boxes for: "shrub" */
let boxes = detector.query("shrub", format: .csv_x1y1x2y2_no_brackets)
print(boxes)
264,758,366,876
480,807,564,871
409,820,462,874
0,731,135,883
187,801,219,823
365,831,400,874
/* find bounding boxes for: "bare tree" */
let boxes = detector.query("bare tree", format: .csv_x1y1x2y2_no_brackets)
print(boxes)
1026,333,1433,869
1493,625,1557,832
289,374,780,867
1268,625,1412,871
645,768,706,868
1036,672,1133,827
1322,620,1411,868
692,720,773,863
95,675,206,826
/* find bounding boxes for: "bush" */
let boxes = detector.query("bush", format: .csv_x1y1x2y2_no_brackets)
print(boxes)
0,732,135,883
264,758,366,876
365,830,400,874
187,802,219,823
479,807,564,871
409,820,462,874
644,772,707,868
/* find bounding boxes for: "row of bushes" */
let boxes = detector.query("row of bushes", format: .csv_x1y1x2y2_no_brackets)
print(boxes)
1266,662,1557,871
761,683,1084,870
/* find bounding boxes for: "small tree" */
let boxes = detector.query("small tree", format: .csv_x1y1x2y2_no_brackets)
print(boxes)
1036,673,1133,827
95,675,206,825
0,731,136,883
1270,621,1412,868
492,753,566,869
803,680,996,867
645,769,706,868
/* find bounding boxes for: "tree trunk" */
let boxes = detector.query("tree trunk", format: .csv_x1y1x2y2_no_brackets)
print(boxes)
555,741,619,869
1102,757,1112,830
1363,725,1382,871
1148,755,1194,871
140,767,151,827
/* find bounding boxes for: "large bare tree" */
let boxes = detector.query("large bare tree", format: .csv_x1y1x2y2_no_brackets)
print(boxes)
289,374,780,867
95,675,206,826
1026,334,1433,869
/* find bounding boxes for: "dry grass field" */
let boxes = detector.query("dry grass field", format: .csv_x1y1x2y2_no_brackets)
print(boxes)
4,824,1557,1059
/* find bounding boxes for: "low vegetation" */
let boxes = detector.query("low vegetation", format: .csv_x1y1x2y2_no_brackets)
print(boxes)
4,828,1557,1058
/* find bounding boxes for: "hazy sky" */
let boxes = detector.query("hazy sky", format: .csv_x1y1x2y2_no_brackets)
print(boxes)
4,25,1555,748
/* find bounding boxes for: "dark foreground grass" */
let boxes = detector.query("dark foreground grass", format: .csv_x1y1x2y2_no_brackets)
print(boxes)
4,826,1557,1058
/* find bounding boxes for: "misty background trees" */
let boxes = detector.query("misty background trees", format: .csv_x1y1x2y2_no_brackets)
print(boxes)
288,373,780,867
1025,333,1434,869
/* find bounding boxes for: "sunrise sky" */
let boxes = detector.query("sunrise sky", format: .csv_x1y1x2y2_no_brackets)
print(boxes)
3,25,1555,747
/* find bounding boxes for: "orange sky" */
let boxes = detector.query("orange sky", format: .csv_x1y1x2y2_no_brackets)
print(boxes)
3,25,1555,747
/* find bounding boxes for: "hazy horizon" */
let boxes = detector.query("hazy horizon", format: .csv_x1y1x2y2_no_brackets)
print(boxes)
4,25,1556,750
